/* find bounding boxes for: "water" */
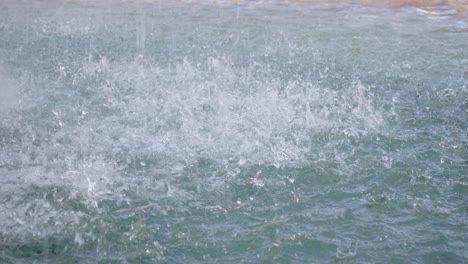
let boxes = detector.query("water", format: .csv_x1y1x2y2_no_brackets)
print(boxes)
0,0,467,263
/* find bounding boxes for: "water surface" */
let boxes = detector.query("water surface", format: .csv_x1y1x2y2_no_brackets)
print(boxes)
0,1,467,263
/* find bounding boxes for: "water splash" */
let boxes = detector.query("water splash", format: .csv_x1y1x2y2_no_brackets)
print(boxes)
0,1,466,263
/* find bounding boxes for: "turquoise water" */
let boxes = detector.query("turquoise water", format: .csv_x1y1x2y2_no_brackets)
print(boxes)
0,1,467,263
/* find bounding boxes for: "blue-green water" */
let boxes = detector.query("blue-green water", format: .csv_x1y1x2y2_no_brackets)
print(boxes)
0,0,467,263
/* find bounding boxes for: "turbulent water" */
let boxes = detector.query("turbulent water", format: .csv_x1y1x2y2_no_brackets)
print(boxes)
0,0,467,263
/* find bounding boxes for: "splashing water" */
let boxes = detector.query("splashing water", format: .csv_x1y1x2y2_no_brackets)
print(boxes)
0,1,467,263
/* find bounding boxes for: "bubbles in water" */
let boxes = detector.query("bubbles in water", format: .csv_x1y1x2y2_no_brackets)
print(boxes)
64,56,386,167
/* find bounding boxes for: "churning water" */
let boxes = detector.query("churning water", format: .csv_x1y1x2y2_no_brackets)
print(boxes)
0,0,467,263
